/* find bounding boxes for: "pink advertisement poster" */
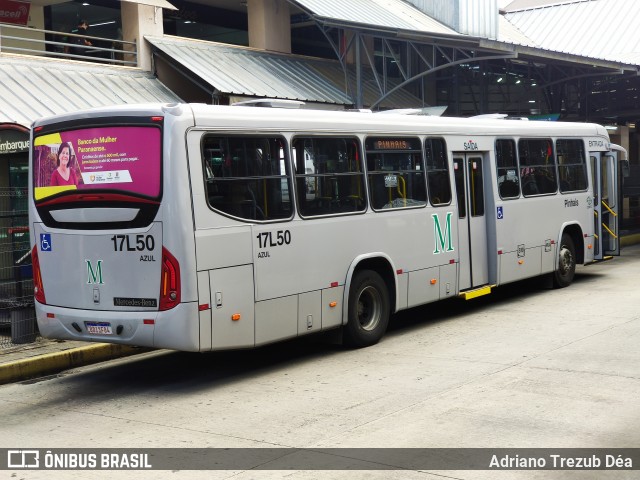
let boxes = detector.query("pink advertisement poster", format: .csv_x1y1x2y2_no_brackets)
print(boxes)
33,126,161,201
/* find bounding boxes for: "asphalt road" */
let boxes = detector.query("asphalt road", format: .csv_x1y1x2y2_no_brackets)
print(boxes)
1,245,640,480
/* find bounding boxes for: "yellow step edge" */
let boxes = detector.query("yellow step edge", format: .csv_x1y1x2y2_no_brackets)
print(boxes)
460,285,494,300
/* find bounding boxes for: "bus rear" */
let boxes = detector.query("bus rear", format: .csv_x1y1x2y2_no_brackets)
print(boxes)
29,104,201,351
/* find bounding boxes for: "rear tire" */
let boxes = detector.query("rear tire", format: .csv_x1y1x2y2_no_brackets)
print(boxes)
553,233,576,288
344,270,390,348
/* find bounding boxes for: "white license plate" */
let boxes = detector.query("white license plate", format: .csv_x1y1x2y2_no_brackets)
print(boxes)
86,322,112,335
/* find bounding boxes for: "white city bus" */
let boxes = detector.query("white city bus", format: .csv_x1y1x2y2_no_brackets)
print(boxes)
29,103,623,351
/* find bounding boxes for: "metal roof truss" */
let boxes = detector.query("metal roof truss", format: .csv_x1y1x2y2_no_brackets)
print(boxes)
318,23,518,109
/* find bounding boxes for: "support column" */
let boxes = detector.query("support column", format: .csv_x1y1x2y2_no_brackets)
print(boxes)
247,0,291,53
121,2,163,71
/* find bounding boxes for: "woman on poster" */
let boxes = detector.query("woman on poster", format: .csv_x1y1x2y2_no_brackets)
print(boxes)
50,142,79,186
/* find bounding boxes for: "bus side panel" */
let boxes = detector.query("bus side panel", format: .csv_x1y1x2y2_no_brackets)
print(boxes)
439,263,457,299
322,286,343,329
583,235,595,264
498,246,542,284
152,303,201,351
541,241,556,273
408,267,439,308
197,270,212,351
493,194,591,285
298,290,321,335
195,226,253,270
210,265,255,350
251,212,450,303
255,296,297,346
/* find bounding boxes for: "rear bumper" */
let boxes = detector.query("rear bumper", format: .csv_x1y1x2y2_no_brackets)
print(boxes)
35,301,200,352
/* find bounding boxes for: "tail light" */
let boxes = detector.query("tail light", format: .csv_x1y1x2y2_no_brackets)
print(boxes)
32,245,46,304
159,247,180,311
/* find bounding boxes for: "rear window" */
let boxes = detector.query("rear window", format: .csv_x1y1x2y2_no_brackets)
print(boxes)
33,126,161,202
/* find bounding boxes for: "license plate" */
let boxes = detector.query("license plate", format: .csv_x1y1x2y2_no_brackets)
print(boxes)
85,322,112,335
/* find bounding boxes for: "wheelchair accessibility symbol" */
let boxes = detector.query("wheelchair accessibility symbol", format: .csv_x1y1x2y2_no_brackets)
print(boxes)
40,233,52,252
497,206,504,220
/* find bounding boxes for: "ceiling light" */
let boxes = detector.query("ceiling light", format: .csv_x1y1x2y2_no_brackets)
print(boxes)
90,20,116,27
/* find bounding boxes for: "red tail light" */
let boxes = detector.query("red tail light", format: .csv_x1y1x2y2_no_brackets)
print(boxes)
159,247,180,311
32,245,46,304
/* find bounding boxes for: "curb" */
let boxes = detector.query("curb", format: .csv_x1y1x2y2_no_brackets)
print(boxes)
0,343,150,385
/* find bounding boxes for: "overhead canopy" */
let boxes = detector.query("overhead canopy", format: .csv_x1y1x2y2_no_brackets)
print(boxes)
503,0,640,67
290,0,638,75
291,0,462,38
0,56,181,127
146,35,424,108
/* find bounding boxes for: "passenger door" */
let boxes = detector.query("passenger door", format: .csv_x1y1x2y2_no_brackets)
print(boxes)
453,154,489,290
591,151,620,258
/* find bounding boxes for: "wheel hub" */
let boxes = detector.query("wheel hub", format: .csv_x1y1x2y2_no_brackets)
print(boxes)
357,286,381,331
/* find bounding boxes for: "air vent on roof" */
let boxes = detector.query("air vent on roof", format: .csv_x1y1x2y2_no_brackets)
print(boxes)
376,106,447,116
471,113,529,120
232,99,305,109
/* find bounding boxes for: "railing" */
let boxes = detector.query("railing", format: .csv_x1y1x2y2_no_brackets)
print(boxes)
0,188,36,347
0,23,137,67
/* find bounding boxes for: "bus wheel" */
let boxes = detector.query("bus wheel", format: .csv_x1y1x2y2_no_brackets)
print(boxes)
344,270,390,347
553,233,576,288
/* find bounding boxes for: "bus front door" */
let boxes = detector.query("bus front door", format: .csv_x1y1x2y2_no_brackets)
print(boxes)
453,154,489,291
591,151,620,259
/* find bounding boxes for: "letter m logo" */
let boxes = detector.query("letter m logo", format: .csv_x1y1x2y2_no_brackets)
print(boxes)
432,212,454,254
86,259,104,284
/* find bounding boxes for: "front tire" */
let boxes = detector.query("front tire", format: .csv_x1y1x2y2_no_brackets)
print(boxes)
344,270,390,348
553,233,576,288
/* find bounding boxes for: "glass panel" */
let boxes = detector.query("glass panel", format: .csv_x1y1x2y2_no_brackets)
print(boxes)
203,136,291,221
365,137,426,210
603,155,614,208
425,138,452,205
469,158,484,217
453,158,466,219
590,155,599,206
601,154,617,253
496,139,520,199
292,137,365,216
518,138,557,196
556,139,587,192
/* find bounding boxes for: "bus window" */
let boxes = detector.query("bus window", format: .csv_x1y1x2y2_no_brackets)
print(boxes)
365,137,426,210
32,123,162,229
425,138,452,206
292,137,365,216
496,139,520,199
518,138,558,196
556,139,588,192
469,157,485,216
453,158,466,218
202,135,291,221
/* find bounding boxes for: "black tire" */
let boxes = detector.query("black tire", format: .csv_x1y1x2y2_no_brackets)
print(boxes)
553,233,576,288
344,270,390,348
